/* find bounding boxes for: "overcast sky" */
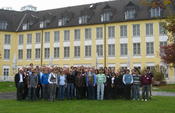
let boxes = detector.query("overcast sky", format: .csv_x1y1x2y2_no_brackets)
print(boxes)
0,0,110,11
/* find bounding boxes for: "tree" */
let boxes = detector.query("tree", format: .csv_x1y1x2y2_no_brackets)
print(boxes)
160,44,175,67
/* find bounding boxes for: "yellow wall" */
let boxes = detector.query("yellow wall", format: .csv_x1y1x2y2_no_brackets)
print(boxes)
0,19,174,82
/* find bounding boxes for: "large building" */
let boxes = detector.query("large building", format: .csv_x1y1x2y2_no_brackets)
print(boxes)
0,0,175,83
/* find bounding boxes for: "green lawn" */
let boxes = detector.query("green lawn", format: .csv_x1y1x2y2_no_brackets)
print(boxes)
0,82,16,93
0,96,175,113
153,84,175,92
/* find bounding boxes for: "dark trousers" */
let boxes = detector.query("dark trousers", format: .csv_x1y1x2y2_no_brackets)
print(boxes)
59,85,65,100
49,84,57,101
67,83,74,99
36,85,42,99
28,87,37,101
42,84,49,100
142,85,150,100
124,84,131,99
76,86,83,99
87,85,95,100
16,82,24,100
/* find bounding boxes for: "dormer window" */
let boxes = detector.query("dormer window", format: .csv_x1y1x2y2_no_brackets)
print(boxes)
101,12,112,22
58,17,69,26
40,20,50,28
150,7,161,18
79,16,89,24
125,9,136,20
22,23,28,30
0,21,8,30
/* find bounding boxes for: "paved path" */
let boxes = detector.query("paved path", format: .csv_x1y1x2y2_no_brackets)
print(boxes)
0,92,16,100
0,91,175,100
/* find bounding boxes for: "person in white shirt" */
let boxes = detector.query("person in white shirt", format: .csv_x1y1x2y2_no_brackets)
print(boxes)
48,67,58,101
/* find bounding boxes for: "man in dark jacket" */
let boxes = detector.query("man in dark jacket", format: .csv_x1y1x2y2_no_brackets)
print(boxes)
14,68,25,100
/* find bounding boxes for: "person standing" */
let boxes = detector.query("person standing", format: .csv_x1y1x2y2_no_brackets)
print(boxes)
58,68,67,100
96,68,106,100
141,70,152,101
67,69,75,99
48,68,58,101
85,68,96,100
41,67,49,100
131,69,141,100
122,69,133,99
15,68,25,101
75,71,83,99
28,68,38,101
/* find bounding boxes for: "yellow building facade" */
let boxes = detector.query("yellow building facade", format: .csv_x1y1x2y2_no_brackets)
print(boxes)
0,0,175,83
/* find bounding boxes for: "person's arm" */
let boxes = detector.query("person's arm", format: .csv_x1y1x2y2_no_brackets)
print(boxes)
93,74,96,86
48,74,51,84
123,75,126,85
131,75,133,84
104,74,106,83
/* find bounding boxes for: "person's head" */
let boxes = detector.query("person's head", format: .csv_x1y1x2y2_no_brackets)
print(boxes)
99,68,104,74
131,69,136,74
43,67,49,74
18,68,23,74
126,69,130,74
32,68,37,75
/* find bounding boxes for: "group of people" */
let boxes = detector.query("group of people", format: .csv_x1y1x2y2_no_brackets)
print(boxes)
14,64,153,102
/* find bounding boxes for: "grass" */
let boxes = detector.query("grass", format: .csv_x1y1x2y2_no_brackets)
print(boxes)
0,82,16,93
153,84,175,92
0,96,175,113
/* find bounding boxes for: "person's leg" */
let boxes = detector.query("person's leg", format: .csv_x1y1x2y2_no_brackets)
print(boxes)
53,84,57,101
97,84,100,100
101,84,104,100
136,85,140,100
145,85,149,100
67,83,70,99
142,85,146,100
70,83,74,99
28,87,32,100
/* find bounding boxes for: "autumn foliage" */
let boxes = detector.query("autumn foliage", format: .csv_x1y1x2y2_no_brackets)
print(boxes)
160,44,175,66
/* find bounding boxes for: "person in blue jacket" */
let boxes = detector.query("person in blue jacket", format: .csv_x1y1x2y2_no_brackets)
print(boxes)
41,67,50,100
122,69,133,99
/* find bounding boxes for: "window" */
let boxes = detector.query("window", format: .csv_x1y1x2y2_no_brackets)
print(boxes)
159,22,166,35
45,32,50,43
54,47,59,58
18,35,23,45
85,28,91,40
36,33,41,44
64,47,70,58
79,16,89,24
58,17,69,26
40,21,44,28
108,26,115,39
3,68,9,80
96,27,103,39
150,7,161,18
22,23,28,30
54,31,60,42
146,23,153,36
108,44,115,57
85,45,91,57
146,42,154,55
133,24,140,37
26,49,32,59
35,49,40,59
160,41,167,47
74,46,80,57
64,30,70,41
0,21,8,30
125,9,136,20
120,25,127,37
4,34,11,45
133,43,140,56
160,41,167,55
74,29,80,41
27,34,32,44
96,45,103,57
18,49,23,59
120,44,128,56
4,49,10,59
44,48,50,59
101,12,112,22
40,20,50,28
